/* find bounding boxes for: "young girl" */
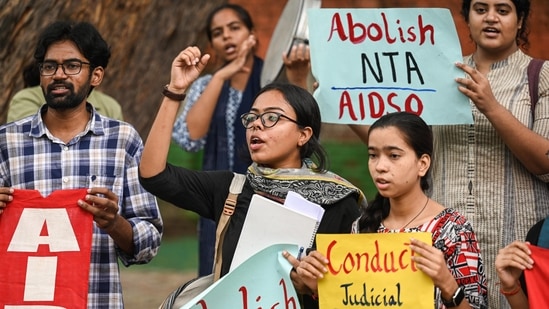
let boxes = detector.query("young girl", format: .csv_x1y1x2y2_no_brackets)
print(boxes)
139,46,363,309
285,112,488,309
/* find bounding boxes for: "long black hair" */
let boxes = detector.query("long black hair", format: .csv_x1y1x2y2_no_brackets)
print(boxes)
358,112,433,232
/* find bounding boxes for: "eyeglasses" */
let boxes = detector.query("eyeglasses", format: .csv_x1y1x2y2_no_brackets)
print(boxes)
240,112,301,129
38,60,91,76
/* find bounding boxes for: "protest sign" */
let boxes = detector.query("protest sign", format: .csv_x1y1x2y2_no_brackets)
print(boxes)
308,8,472,125
316,233,433,308
180,244,300,309
0,189,92,308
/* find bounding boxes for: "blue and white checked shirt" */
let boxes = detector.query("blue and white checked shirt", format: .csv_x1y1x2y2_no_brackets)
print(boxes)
0,104,163,308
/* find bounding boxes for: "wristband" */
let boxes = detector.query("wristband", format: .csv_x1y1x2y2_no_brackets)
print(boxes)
500,281,521,296
162,84,186,101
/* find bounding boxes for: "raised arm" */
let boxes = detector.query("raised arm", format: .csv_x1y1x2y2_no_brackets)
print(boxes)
140,47,210,178
283,43,311,90
185,35,256,140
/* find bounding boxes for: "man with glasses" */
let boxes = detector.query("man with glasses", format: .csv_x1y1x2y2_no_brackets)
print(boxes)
0,21,162,308
6,60,124,122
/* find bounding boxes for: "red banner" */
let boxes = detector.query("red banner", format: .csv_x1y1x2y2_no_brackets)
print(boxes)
0,189,92,307
524,244,549,307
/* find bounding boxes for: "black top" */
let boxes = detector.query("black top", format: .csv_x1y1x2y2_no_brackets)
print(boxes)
525,218,544,245
139,164,361,276
519,218,545,297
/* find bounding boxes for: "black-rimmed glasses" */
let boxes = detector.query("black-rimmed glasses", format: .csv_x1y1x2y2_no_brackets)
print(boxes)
240,112,301,129
38,60,91,76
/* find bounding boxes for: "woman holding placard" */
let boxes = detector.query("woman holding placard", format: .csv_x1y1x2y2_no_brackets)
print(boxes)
286,112,488,309
350,1,549,307
433,0,549,307
139,45,365,309
169,4,312,278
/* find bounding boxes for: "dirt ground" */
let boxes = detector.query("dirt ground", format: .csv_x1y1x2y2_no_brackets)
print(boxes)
121,269,197,309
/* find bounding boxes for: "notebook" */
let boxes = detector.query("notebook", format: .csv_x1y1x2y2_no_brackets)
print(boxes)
229,191,325,271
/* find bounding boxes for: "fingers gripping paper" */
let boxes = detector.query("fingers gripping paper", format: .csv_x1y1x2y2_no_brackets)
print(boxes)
0,189,92,307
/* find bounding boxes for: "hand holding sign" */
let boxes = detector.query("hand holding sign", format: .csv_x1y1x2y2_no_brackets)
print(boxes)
179,244,301,309
314,233,433,308
455,61,499,114
409,238,458,294
77,187,119,232
308,8,472,125
0,187,13,214
283,249,328,296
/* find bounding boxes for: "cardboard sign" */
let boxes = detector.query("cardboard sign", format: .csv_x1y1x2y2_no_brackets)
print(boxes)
0,189,92,307
316,233,433,308
308,8,472,125
180,244,300,309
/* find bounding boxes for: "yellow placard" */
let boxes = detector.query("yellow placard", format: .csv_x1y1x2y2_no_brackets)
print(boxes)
316,232,433,308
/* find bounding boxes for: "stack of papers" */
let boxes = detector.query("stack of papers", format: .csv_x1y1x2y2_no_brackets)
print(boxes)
230,191,325,271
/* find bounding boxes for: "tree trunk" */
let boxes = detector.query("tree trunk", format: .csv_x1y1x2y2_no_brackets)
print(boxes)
0,0,225,138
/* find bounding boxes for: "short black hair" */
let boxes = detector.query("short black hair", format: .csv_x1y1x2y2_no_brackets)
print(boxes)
34,21,111,69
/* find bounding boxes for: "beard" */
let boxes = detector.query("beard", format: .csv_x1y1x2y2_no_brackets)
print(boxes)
44,80,91,110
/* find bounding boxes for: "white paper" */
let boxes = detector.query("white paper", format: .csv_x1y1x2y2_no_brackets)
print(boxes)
284,191,325,221
229,193,324,271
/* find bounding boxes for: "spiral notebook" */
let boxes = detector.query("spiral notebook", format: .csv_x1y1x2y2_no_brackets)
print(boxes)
229,191,325,271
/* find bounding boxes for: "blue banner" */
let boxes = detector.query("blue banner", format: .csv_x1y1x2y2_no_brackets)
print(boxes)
179,244,300,309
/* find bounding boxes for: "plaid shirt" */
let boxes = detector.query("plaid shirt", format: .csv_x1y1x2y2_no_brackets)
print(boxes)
0,104,163,308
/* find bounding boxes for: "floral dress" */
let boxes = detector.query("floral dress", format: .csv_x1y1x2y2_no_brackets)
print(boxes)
352,208,488,309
